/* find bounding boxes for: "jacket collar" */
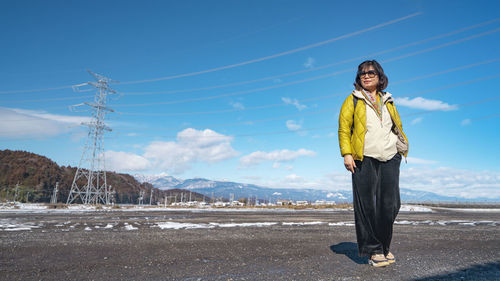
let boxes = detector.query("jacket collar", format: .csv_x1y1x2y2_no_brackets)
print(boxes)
352,90,393,104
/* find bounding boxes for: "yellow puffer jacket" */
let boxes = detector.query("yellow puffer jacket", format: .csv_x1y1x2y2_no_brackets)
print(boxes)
338,92,409,161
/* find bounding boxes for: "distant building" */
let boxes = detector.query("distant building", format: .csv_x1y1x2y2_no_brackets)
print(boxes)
312,200,337,206
231,201,244,207
295,200,309,206
214,201,230,207
277,200,293,206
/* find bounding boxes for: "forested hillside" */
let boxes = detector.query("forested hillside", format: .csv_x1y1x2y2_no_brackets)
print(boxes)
0,149,160,204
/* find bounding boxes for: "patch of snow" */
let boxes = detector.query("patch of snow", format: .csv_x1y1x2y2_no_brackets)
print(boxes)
282,221,324,226
124,224,138,230
394,220,498,226
431,207,500,213
329,221,355,226
0,219,41,231
210,222,278,228
153,222,214,230
84,227,92,231
399,205,434,212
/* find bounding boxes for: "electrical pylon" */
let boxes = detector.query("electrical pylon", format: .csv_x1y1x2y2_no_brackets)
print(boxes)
66,70,116,205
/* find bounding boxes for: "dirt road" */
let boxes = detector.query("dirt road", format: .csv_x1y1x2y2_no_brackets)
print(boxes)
1,207,499,280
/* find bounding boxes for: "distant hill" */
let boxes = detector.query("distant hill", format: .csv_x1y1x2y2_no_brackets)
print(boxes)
134,174,490,203
0,150,163,204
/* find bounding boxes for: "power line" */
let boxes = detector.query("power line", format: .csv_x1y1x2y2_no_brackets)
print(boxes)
109,96,500,139
2,95,498,141
118,17,500,96
2,19,498,103
114,73,500,117
2,70,497,125
0,13,421,95
1,14,497,98
111,57,500,110
117,13,421,85
110,31,500,108
109,96,500,134
469,113,500,121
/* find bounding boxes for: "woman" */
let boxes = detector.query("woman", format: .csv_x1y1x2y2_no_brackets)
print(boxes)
338,60,409,267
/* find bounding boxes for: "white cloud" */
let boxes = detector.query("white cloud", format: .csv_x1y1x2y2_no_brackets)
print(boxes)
282,97,307,111
286,120,302,131
461,119,471,126
400,167,500,199
239,148,316,167
285,174,305,182
104,128,238,174
0,107,89,139
303,57,316,69
272,162,280,169
395,97,458,111
230,101,244,110
411,117,423,125
327,192,347,200
104,151,150,171
406,157,438,165
144,128,239,173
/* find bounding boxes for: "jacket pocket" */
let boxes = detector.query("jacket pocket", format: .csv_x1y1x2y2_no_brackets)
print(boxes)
392,125,408,155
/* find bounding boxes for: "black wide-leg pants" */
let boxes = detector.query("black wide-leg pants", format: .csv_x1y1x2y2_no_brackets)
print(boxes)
352,154,402,257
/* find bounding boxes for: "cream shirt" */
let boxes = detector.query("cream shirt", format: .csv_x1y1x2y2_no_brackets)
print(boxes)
362,92,398,162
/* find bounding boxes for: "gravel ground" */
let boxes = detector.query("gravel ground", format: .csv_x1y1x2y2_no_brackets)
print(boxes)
0,208,499,281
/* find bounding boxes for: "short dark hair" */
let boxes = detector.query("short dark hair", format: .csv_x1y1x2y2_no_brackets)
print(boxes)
354,60,388,91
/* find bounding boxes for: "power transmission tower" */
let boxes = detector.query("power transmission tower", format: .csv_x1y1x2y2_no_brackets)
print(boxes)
66,70,116,205
138,190,145,205
50,182,59,204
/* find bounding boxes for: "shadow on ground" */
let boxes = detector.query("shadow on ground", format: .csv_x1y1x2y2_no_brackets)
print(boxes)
330,242,368,265
410,261,500,281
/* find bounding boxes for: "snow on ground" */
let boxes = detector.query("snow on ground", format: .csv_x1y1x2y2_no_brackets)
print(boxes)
329,221,356,226
282,221,324,226
123,223,138,230
430,207,500,213
395,220,498,226
399,205,434,212
154,222,214,230
0,218,41,231
211,222,278,228
5,203,500,215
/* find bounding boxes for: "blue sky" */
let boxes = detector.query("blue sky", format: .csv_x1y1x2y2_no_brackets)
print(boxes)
1,0,499,199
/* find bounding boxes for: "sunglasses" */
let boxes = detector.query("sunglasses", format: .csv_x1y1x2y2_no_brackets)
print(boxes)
358,70,378,78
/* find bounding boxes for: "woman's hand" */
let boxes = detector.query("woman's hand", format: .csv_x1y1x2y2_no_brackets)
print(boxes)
344,154,356,173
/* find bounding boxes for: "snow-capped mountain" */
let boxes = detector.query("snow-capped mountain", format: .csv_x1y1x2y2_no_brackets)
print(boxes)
133,174,487,202
134,173,182,189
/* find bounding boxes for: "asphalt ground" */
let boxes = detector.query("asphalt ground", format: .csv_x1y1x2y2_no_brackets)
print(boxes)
0,208,499,281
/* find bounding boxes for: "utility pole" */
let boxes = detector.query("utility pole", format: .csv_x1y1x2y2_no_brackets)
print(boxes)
14,183,19,202
149,188,153,205
66,71,116,205
138,190,145,205
50,182,59,204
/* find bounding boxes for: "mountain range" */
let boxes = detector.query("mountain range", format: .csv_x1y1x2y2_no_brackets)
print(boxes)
134,174,485,203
